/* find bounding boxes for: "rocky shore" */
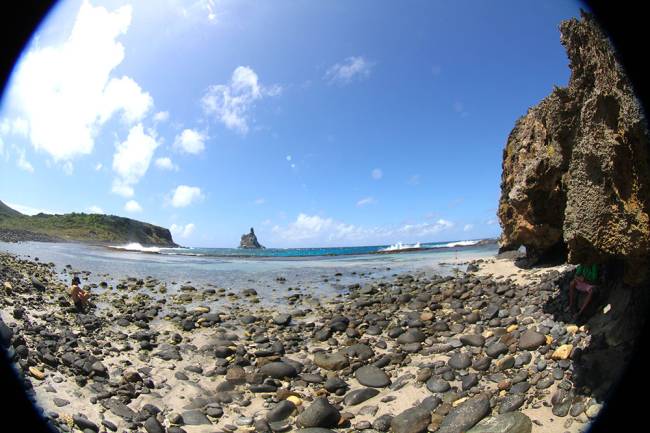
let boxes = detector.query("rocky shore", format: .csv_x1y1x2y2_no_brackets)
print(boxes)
0,250,639,433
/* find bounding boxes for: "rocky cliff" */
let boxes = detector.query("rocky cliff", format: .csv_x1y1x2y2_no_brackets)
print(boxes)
498,12,650,284
239,227,264,249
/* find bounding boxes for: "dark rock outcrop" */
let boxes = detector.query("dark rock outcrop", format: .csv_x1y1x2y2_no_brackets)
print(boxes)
239,227,264,249
498,12,650,283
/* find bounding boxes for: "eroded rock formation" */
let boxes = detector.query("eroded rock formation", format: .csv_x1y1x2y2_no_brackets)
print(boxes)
239,227,264,249
498,12,650,284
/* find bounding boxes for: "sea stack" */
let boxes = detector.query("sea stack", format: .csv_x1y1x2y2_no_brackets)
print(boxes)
239,227,264,249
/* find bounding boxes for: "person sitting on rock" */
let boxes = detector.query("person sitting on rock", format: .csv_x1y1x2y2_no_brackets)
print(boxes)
69,276,91,312
568,263,600,317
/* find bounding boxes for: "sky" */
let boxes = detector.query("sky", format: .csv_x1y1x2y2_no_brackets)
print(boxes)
0,0,584,248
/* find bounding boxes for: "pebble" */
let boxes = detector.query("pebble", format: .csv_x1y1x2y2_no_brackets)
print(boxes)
355,365,391,388
297,398,340,428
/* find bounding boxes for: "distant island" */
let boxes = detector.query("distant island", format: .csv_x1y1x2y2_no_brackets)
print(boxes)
0,200,177,246
239,227,264,249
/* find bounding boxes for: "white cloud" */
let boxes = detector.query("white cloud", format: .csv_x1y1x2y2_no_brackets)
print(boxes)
88,205,104,214
17,150,34,173
154,156,178,171
271,213,455,246
396,219,454,236
173,129,205,154
254,198,266,205
371,168,383,180
153,111,170,122
5,1,153,162
170,185,204,208
464,224,474,232
486,218,498,225
124,200,142,213
286,155,292,161
111,124,159,197
325,56,374,85
170,223,195,238
95,162,103,171
111,180,134,198
356,196,376,207
201,66,281,134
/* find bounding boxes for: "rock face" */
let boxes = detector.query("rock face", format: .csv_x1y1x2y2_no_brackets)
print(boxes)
498,12,650,283
239,227,264,249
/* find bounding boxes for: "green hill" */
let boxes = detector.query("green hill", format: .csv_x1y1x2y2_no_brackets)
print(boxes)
0,200,177,246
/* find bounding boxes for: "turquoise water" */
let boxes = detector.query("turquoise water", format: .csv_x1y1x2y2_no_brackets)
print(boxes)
112,240,486,257
0,240,498,303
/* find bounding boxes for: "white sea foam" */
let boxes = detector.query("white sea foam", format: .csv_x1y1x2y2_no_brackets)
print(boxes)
109,242,161,253
433,240,480,248
380,242,421,252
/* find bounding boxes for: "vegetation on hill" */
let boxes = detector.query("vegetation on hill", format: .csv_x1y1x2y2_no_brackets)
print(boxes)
0,200,177,246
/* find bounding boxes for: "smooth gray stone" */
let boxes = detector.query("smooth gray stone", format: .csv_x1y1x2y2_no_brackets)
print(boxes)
466,412,532,433
438,394,491,433
259,362,297,378
181,410,212,425
266,400,297,422
448,353,472,370
391,405,431,433
355,365,391,388
426,377,451,393
297,398,340,428
460,335,485,347
344,387,380,406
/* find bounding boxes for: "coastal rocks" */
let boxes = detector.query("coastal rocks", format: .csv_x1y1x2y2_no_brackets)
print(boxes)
438,394,491,433
391,405,432,433
314,352,349,371
259,362,298,379
297,398,340,428
497,12,650,282
448,353,472,370
518,330,546,350
344,388,379,406
239,228,264,249
267,400,297,422
354,365,391,388
466,412,532,433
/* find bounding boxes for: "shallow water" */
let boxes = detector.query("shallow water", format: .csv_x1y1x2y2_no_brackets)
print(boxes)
0,241,498,300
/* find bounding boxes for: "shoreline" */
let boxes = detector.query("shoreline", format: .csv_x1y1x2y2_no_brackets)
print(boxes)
0,250,622,433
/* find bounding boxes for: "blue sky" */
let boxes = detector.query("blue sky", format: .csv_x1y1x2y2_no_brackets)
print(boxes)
0,0,583,247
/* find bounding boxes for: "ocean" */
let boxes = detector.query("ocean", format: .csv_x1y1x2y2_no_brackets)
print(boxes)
0,240,498,302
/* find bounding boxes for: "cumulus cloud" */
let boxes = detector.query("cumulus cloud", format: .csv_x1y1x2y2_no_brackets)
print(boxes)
371,168,383,180
170,185,204,208
154,156,178,171
95,163,103,171
201,66,281,134
17,150,34,173
254,198,266,205
356,197,376,207
111,124,159,197
87,205,104,214
5,1,153,162
325,56,374,85
124,200,142,213
153,111,169,123
464,224,474,232
271,214,455,246
173,129,206,154
170,223,195,238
